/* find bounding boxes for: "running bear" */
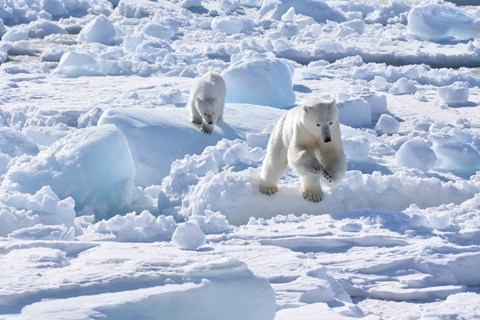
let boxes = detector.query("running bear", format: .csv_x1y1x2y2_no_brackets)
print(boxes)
258,99,346,202
189,71,226,134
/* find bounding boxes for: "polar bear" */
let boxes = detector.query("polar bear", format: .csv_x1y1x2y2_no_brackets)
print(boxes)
258,99,346,202
189,71,226,134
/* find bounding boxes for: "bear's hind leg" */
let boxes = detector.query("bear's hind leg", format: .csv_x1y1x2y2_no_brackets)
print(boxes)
301,174,323,203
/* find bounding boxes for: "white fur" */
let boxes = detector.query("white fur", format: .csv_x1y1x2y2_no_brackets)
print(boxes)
258,99,347,202
189,71,226,134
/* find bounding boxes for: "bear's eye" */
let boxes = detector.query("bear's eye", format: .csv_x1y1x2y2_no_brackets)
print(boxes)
204,112,208,115
329,122,333,125
316,124,320,127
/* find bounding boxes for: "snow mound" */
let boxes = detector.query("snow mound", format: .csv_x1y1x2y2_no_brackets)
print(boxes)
407,3,480,41
428,123,480,174
212,16,254,35
0,186,75,238
438,82,469,105
56,51,102,77
260,0,345,23
375,114,400,135
77,14,117,45
389,78,417,95
335,91,387,128
138,23,174,40
434,143,480,174
1,125,136,218
172,222,207,250
27,19,66,38
396,138,437,172
7,245,276,320
223,52,295,108
91,210,177,242
0,127,39,157
98,105,283,186
162,139,480,225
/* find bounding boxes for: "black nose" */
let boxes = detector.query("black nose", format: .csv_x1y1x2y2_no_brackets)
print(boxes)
208,121,213,125
324,137,331,143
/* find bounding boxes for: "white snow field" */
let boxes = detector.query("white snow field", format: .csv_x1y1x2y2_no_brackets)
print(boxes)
1,0,480,319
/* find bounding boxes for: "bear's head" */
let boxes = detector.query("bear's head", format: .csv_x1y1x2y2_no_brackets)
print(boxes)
196,97,217,125
302,99,338,143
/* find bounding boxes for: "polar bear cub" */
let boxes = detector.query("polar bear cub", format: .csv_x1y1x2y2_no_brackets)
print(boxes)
259,99,346,202
189,71,226,134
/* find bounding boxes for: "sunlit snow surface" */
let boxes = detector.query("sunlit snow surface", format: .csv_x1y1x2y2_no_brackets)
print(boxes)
1,0,480,319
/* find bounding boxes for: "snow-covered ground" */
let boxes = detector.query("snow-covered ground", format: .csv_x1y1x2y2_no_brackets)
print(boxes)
1,0,480,319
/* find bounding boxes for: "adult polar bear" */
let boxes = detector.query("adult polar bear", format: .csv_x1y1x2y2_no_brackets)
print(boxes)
259,99,346,202
189,71,226,134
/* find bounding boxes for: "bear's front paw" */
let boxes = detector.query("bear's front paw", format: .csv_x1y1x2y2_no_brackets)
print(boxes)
259,185,278,195
303,189,323,203
201,124,213,134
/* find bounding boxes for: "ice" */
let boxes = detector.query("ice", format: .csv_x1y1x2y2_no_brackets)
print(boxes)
375,114,400,135
211,16,255,35
1,243,276,320
0,186,75,237
56,51,102,77
43,0,69,19
99,105,283,186
91,210,177,242
0,19,5,37
408,3,480,41
138,23,174,40
27,19,66,39
371,75,391,91
396,138,437,172
2,0,480,318
223,52,295,108
260,0,345,23
389,77,417,95
1,125,136,218
0,127,39,157
77,14,117,45
172,222,207,250
2,29,28,42
437,81,469,105
434,143,480,174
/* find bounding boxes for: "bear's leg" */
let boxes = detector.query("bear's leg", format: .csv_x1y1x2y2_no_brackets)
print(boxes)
320,149,347,183
301,174,323,203
190,101,203,125
259,151,288,196
288,148,323,175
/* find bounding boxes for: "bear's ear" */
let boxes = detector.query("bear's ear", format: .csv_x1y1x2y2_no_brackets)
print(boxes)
329,99,336,106
196,97,204,103
303,105,311,113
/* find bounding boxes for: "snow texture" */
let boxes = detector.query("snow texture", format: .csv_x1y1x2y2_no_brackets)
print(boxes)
1,0,480,319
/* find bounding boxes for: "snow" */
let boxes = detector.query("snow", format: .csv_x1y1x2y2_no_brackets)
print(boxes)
77,14,117,45
437,81,470,105
223,52,295,108
395,138,437,172
375,114,400,135
1,0,480,318
172,221,207,250
1,125,136,218
407,3,480,41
